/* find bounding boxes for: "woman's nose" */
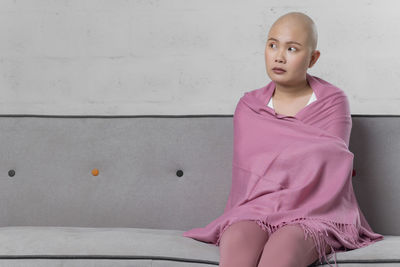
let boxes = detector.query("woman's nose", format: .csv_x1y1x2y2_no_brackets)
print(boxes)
275,50,285,63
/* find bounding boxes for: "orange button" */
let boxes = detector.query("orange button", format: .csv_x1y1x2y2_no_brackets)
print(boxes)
92,168,99,176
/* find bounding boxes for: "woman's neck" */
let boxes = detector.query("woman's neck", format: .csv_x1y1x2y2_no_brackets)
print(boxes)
273,80,313,101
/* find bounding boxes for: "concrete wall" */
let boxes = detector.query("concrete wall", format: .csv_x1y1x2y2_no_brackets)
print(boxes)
0,0,398,115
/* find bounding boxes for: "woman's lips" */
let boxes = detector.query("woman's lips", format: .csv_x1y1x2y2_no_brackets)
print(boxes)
272,68,286,74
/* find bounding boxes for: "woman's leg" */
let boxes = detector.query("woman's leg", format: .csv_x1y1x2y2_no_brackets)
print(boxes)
257,224,332,267
219,220,270,267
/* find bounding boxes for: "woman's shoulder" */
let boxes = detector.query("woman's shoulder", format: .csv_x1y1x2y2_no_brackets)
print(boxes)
309,74,349,100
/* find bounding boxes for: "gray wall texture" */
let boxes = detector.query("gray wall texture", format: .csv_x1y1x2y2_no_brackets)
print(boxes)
0,0,398,115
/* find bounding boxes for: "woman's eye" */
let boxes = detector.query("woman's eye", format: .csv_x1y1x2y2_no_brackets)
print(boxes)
269,43,276,48
288,47,297,52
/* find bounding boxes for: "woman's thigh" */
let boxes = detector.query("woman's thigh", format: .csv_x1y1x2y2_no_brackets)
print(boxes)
257,224,331,267
219,220,270,267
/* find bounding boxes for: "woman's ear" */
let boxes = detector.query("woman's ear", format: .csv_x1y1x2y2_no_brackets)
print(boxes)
309,50,321,68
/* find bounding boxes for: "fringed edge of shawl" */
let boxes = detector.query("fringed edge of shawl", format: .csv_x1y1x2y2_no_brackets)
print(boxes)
255,217,372,267
215,216,374,267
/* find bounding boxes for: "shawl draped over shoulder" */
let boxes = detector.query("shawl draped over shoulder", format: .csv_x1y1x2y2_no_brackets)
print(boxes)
183,73,384,266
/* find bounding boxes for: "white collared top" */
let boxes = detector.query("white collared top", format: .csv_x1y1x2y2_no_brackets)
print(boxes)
267,91,317,109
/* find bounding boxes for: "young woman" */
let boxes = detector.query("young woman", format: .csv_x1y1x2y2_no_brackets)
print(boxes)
183,12,384,267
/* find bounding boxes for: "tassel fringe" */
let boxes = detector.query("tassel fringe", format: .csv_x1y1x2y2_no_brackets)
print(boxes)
216,216,372,267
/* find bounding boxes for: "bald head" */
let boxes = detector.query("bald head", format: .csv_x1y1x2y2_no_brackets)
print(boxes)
269,12,318,52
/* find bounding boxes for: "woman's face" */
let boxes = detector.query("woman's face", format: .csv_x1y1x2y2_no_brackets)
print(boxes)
265,23,313,86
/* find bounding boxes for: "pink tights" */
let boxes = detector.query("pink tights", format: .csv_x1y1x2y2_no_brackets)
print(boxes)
219,220,332,267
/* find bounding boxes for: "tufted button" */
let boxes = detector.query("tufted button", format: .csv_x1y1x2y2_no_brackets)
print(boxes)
176,170,184,177
8,169,16,177
92,168,99,176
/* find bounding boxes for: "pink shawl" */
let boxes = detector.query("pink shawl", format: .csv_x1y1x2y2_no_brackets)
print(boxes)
183,73,384,266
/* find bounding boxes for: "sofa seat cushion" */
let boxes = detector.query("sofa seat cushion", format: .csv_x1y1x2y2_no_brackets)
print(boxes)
0,226,219,265
313,235,400,266
0,227,398,266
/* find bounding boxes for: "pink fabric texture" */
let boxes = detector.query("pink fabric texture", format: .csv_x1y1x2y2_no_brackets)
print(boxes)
183,73,384,266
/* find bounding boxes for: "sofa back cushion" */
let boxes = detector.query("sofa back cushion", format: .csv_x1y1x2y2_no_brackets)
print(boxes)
0,115,398,235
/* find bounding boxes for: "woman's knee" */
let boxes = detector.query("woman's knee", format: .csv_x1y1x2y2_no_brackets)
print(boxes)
219,220,269,267
220,220,269,247
257,224,323,267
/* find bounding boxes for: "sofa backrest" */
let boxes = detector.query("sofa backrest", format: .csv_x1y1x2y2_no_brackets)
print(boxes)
0,115,398,235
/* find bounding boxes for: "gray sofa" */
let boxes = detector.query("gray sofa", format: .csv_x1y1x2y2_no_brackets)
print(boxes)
0,114,399,266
